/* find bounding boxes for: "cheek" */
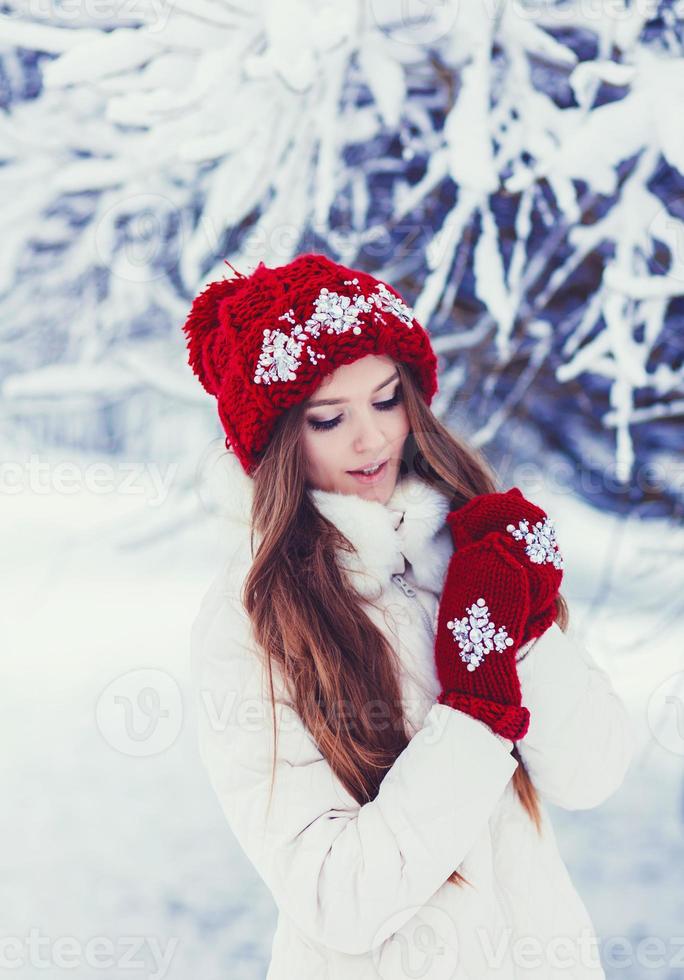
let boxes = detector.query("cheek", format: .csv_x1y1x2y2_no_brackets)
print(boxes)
390,405,411,444
302,428,342,479
302,429,322,470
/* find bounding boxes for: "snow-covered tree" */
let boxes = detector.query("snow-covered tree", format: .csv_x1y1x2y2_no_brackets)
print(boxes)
0,0,682,513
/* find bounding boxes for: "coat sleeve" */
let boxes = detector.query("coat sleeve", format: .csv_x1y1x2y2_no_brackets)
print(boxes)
190,577,519,957
515,620,636,810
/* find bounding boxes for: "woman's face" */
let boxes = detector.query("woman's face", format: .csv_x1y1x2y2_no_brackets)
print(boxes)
302,354,410,504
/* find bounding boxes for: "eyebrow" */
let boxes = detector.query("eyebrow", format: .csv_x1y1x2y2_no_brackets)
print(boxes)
306,371,400,408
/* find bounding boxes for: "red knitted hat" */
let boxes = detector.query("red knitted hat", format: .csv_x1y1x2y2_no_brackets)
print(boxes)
182,252,439,475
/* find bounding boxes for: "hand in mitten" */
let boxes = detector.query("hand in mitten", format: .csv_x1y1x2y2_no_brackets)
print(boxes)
434,530,531,741
447,488,563,645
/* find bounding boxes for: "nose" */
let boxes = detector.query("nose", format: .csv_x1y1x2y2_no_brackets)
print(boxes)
351,407,389,457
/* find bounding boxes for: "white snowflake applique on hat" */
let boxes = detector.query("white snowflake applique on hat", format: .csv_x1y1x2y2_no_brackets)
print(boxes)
303,286,374,338
372,282,414,327
448,597,514,671
253,314,325,385
253,277,415,385
505,517,564,569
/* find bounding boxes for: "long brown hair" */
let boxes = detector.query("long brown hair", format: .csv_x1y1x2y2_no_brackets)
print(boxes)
240,360,569,888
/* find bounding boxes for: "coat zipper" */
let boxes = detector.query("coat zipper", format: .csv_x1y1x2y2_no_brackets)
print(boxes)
391,572,435,637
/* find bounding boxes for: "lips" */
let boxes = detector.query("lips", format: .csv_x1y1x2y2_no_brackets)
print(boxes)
348,458,388,474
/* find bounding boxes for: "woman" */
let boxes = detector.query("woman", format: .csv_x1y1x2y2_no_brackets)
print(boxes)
182,252,634,979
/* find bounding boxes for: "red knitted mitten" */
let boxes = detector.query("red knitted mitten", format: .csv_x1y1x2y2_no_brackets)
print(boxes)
447,488,564,645
434,530,531,741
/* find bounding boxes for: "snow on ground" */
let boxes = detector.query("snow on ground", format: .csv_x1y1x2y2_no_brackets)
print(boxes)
2,446,682,979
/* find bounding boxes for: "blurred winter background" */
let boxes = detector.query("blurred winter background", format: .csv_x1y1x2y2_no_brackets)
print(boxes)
1,0,683,977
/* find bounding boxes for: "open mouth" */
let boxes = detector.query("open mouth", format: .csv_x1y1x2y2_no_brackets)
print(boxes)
347,459,389,481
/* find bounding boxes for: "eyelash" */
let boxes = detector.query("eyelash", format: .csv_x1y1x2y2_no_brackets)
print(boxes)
307,386,403,432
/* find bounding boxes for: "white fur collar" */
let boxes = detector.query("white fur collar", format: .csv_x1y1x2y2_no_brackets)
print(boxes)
203,446,454,600
311,472,453,599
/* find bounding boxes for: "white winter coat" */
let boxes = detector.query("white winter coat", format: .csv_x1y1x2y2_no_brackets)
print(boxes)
190,451,635,979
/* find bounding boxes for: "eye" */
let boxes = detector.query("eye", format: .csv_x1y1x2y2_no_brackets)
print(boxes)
306,384,403,432
375,386,402,411
307,415,342,432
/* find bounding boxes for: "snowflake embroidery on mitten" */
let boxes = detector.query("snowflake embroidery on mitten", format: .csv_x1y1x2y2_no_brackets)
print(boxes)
447,597,514,671
505,517,564,569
